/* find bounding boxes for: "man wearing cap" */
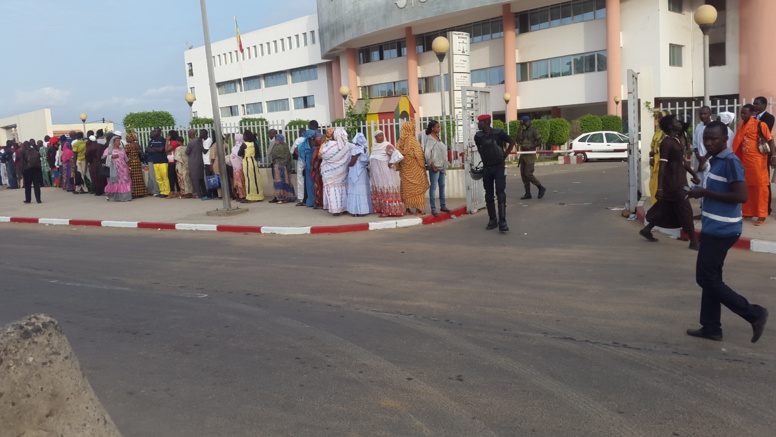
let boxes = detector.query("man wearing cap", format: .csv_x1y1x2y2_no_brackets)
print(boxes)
474,114,516,232
516,116,547,199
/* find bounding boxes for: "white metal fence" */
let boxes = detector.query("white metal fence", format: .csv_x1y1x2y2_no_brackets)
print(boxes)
133,116,463,168
658,97,774,132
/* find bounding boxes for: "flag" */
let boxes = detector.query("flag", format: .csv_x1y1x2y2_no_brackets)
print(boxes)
234,17,244,53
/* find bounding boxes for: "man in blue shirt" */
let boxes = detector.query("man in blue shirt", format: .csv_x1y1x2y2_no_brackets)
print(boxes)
686,121,768,343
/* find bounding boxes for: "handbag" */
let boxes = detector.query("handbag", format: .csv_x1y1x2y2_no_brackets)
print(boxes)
71,170,84,186
99,165,111,178
206,174,221,190
388,148,404,165
757,122,771,155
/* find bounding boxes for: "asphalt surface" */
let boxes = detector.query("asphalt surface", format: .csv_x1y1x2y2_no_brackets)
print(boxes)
2,162,775,437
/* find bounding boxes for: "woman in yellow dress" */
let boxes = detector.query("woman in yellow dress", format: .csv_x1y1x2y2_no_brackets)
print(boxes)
649,111,668,199
240,130,264,202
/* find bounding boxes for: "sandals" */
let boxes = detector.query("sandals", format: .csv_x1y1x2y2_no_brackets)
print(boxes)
639,229,658,242
755,218,766,226
431,209,439,217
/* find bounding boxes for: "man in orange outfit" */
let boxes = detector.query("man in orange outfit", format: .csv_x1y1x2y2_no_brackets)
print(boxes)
732,104,776,225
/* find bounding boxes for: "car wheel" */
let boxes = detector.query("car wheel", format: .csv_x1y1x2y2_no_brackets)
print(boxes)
576,152,588,162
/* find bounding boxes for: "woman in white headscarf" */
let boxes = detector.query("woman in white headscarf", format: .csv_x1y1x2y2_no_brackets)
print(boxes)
348,132,372,216
369,129,404,217
230,133,247,202
717,111,736,150
320,127,352,215
102,134,132,202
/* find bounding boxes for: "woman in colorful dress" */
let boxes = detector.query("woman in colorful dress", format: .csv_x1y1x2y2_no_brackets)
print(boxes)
649,111,668,199
165,130,182,198
311,134,325,209
732,104,776,225
125,133,148,198
320,127,351,215
173,134,194,198
102,135,132,202
231,134,247,202
269,133,296,204
348,132,372,217
240,130,264,202
369,129,404,217
396,120,429,216
60,141,75,192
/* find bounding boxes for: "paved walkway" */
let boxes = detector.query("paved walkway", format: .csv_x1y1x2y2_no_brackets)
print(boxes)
0,186,466,235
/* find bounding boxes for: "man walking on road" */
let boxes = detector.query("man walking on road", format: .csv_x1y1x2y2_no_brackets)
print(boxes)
474,114,515,232
686,121,768,343
516,116,547,200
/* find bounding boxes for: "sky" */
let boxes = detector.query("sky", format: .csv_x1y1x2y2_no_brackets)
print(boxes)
0,0,317,130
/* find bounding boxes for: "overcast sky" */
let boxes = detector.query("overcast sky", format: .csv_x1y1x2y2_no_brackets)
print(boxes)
0,0,317,129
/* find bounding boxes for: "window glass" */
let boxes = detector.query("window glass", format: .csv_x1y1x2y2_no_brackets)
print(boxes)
472,68,487,85
370,46,380,62
550,58,562,78
531,60,549,80
244,76,261,91
530,8,550,31
311,30,316,44
669,44,683,67
246,103,263,115
560,55,573,76
597,51,607,71
267,99,289,113
481,21,491,41
384,42,397,59
292,66,318,83
491,19,503,38
265,72,288,87
517,63,529,82
303,33,308,46
668,0,682,13
588,133,604,143
217,81,238,95
577,134,590,142
605,133,622,143
560,4,573,25
490,66,505,85
471,22,482,43
219,105,239,117
709,42,726,66
395,80,408,95
595,0,606,18
550,6,562,27
293,96,315,109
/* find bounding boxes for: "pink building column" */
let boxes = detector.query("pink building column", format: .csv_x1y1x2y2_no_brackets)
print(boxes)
502,4,517,120
739,0,776,103
405,27,420,113
346,48,359,106
606,0,622,115
331,57,344,119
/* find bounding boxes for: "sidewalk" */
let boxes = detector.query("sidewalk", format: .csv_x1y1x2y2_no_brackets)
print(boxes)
636,197,776,255
0,186,466,235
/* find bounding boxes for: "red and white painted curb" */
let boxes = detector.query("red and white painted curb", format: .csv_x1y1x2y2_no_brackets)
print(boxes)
0,206,468,235
636,199,776,255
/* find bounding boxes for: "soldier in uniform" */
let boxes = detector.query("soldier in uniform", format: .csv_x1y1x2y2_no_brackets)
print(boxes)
516,116,547,199
474,114,515,232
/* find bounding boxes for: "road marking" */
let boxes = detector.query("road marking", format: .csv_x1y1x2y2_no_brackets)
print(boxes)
44,279,130,291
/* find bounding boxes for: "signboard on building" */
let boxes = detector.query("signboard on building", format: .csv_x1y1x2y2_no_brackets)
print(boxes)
447,31,470,144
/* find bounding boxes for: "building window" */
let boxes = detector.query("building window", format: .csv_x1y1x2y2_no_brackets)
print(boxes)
358,39,407,64
416,17,504,53
293,95,315,109
288,37,292,50
471,66,505,86
217,54,222,66
264,71,288,87
515,0,604,35
418,75,450,94
550,56,573,77
573,53,596,74
281,39,285,51
296,34,300,48
217,80,239,95
246,102,263,115
291,66,318,83
247,49,252,60
273,41,278,53
229,52,233,63
706,0,725,11
668,0,683,13
709,42,726,66
363,80,409,98
517,63,529,82
517,50,606,82
187,63,193,77
311,30,316,44
531,60,550,80
219,105,239,117
303,33,308,46
244,76,262,91
267,99,289,113
669,44,683,66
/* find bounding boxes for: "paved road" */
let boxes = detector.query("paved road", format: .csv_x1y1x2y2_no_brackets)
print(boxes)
2,162,774,436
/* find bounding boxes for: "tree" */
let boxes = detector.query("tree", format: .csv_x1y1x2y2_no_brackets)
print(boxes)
547,118,571,146
601,115,623,133
123,111,175,131
578,114,603,133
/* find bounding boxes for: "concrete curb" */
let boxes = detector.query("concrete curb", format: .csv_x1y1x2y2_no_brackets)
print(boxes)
0,206,468,236
635,200,776,255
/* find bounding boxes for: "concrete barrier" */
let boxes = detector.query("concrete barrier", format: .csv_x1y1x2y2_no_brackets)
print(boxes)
0,314,122,436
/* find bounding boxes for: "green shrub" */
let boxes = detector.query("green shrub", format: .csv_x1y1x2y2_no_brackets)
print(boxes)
285,119,309,136
123,111,175,130
601,115,623,133
531,119,551,147
569,119,582,140
240,117,268,127
508,120,522,143
579,114,602,133
492,120,506,131
548,118,571,146
190,117,213,127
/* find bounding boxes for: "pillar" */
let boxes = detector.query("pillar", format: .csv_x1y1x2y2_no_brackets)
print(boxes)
405,27,420,113
331,56,344,119
502,4,517,120
606,0,622,115
739,0,776,102
346,48,359,106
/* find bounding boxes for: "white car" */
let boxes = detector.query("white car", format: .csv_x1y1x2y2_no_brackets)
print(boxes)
570,131,631,162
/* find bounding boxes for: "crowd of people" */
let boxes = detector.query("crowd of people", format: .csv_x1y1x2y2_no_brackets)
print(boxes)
0,119,455,218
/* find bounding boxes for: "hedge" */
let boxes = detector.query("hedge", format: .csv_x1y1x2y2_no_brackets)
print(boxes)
190,117,214,127
579,114,603,133
601,115,623,133
123,111,176,130
531,119,551,147
547,118,571,146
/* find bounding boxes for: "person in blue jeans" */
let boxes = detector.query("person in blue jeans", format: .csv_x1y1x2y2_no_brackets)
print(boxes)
686,121,768,343
423,120,450,217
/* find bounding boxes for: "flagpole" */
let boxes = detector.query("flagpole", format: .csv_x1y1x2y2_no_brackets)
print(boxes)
235,16,247,118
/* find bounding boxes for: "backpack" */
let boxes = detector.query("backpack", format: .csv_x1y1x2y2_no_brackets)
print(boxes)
24,148,41,169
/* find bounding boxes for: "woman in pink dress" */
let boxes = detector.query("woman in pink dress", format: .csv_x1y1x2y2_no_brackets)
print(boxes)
102,135,132,202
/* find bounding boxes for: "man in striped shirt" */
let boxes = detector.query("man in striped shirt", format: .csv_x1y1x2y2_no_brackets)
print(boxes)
686,121,768,343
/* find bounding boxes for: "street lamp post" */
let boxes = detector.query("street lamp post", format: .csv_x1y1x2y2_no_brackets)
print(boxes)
185,93,196,123
431,36,449,119
613,96,621,117
694,5,717,107
503,93,511,134
79,113,87,135
339,86,350,119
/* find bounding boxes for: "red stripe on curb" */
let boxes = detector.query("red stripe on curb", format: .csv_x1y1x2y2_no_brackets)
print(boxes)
732,237,752,250
10,217,39,224
310,223,370,234
69,219,103,227
216,225,263,233
138,222,177,230
423,206,468,224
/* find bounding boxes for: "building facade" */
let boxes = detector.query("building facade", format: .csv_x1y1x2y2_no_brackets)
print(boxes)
185,0,772,124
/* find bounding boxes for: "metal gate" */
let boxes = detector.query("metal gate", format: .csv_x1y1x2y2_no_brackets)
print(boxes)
461,86,490,213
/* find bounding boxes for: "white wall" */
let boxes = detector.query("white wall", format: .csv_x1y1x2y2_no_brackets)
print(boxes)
0,109,53,144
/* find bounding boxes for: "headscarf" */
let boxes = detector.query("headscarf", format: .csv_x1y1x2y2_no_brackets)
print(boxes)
231,133,244,169
105,136,125,170
61,142,74,162
396,120,421,155
350,132,369,182
718,112,735,126
275,133,285,144
270,132,292,169
370,130,392,161
126,133,138,143
325,127,335,140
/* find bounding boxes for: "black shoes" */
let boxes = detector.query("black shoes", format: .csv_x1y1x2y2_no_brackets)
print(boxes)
686,328,723,341
538,186,546,199
751,308,768,343
486,218,498,230
520,193,532,199
499,221,509,232
639,229,659,242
